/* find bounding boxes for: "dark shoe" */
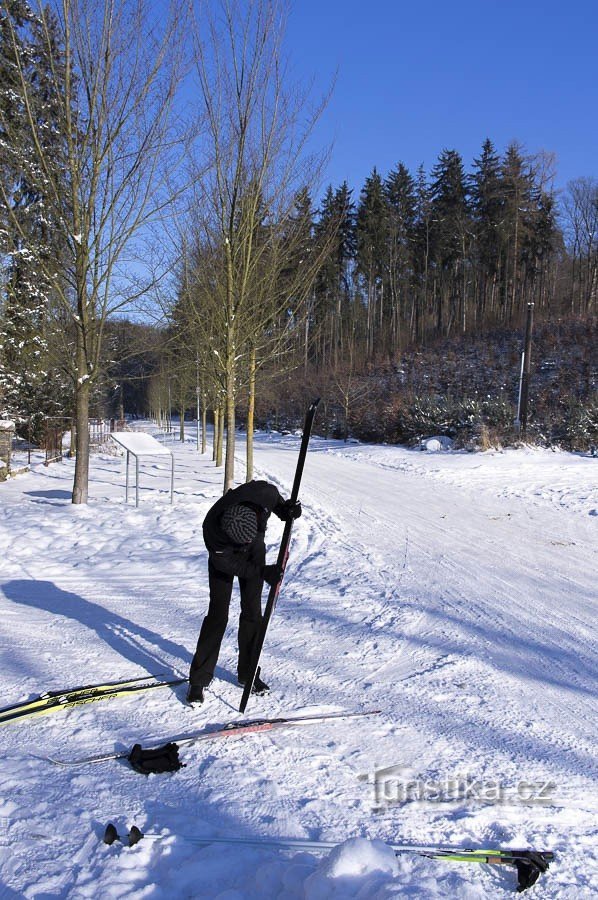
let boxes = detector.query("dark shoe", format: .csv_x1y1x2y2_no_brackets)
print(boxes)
238,667,270,695
186,684,205,706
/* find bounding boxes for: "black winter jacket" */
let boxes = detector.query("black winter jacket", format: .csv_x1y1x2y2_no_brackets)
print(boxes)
203,480,285,579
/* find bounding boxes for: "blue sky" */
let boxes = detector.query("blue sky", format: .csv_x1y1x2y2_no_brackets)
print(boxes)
285,0,597,197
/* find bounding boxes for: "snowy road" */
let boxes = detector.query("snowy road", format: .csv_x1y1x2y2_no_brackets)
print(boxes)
255,439,597,848
0,430,596,897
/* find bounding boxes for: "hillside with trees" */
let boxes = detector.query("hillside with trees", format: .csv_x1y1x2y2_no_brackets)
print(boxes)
166,140,596,453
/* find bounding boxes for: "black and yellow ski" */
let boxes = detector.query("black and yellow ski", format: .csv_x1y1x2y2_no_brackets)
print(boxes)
0,674,186,726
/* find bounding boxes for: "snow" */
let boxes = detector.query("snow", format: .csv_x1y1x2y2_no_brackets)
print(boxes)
111,432,174,456
0,427,596,898
419,435,453,452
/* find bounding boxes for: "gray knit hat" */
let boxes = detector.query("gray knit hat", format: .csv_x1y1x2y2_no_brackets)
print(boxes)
221,504,258,545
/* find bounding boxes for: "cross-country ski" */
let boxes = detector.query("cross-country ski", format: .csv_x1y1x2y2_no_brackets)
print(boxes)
0,674,186,726
42,710,380,769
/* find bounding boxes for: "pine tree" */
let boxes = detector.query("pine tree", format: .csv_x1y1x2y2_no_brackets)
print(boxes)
499,142,535,319
470,138,503,321
385,162,416,349
313,182,356,368
281,188,316,373
429,149,471,334
0,1,70,434
412,164,433,342
356,167,389,358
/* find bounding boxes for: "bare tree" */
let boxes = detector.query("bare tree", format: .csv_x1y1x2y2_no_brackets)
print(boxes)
0,0,186,502
169,236,225,455
189,0,329,491
562,177,598,314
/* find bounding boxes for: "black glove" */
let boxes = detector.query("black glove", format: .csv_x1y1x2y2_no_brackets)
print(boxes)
278,499,302,522
128,742,184,775
262,563,283,587
515,852,551,893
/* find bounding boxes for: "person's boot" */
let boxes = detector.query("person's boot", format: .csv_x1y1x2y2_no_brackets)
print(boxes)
238,667,269,695
186,683,205,706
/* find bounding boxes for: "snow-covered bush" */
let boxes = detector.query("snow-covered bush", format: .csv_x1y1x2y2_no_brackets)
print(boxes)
551,397,598,451
389,395,512,448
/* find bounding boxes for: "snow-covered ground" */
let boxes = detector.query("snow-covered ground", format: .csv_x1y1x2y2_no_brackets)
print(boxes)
0,427,596,898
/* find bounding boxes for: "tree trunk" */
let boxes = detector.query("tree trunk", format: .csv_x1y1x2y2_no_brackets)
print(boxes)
224,387,236,492
72,379,90,504
223,240,236,492
213,407,219,462
246,348,256,481
216,405,224,468
343,391,349,442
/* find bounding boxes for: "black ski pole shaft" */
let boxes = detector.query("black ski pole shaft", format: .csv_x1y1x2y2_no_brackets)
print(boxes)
239,398,320,713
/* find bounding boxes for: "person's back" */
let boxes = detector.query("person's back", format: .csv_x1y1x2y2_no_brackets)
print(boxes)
187,480,300,705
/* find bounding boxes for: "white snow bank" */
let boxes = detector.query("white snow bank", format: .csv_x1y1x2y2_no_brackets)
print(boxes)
304,838,399,898
303,839,489,899
419,435,453,452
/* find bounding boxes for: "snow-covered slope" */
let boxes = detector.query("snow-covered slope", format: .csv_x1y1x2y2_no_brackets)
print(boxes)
0,430,596,898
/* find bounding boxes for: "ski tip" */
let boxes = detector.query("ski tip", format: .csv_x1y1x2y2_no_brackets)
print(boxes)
39,755,70,766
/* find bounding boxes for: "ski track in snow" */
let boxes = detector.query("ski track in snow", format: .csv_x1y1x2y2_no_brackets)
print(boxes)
0,430,596,898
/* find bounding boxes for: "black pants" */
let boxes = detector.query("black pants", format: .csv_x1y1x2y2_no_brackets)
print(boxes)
189,538,265,687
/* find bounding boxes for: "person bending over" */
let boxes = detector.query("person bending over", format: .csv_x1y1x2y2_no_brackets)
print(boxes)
187,480,301,705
